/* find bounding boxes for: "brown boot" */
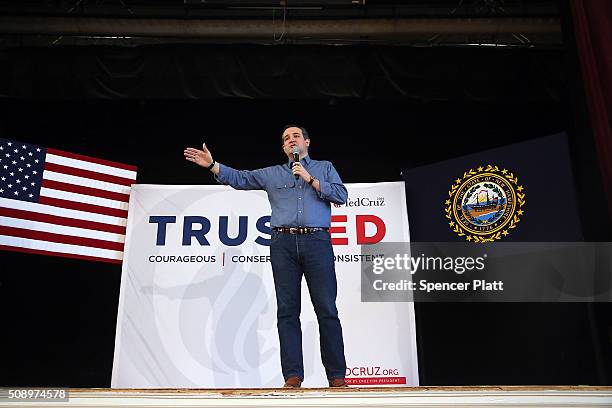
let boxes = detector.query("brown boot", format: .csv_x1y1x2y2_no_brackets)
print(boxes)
283,376,302,388
328,378,348,387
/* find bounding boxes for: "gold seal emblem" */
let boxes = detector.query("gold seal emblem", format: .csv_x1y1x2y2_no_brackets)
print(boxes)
445,165,526,242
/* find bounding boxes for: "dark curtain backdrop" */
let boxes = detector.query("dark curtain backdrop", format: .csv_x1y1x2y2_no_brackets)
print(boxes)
0,45,565,102
570,0,612,217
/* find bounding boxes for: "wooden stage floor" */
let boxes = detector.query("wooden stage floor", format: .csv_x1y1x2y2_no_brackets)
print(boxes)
2,386,611,407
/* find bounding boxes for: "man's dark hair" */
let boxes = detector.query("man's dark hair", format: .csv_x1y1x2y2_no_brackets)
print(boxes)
281,124,309,143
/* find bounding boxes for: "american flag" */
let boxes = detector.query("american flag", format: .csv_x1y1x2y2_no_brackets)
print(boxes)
0,137,137,264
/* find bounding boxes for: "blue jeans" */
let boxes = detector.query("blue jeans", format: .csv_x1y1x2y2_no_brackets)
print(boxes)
270,229,347,381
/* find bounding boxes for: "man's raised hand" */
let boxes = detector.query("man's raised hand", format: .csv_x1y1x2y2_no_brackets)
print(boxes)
184,143,213,168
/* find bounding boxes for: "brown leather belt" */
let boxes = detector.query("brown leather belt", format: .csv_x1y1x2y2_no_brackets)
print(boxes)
272,227,329,235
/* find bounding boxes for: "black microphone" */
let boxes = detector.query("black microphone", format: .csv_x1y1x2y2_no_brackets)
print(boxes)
292,146,300,179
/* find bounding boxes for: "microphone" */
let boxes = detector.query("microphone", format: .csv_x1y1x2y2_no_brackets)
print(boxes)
292,146,300,179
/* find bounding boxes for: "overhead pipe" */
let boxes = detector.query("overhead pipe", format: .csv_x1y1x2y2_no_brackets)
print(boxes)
0,16,561,38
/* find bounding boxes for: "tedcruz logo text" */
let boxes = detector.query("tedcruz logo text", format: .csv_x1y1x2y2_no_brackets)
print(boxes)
334,196,385,208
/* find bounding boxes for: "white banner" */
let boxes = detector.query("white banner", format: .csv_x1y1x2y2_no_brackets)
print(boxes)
111,182,418,388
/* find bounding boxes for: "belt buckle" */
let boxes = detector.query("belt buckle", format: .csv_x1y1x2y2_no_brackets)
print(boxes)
289,227,298,234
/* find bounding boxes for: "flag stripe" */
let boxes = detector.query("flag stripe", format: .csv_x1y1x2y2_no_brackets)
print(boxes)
0,197,127,226
47,148,138,173
0,216,125,243
39,196,129,218
44,162,135,186
46,153,137,180
43,170,131,195
0,243,122,264
0,225,124,251
0,207,126,234
40,187,129,210
42,179,130,202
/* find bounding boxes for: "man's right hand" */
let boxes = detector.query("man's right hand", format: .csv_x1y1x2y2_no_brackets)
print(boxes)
184,143,213,168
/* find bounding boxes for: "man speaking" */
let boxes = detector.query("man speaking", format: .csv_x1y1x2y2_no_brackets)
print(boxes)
184,125,349,388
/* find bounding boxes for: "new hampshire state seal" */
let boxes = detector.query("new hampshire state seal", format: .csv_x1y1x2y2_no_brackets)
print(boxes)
445,165,526,243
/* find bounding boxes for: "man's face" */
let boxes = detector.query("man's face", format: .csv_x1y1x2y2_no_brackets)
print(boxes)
282,127,310,158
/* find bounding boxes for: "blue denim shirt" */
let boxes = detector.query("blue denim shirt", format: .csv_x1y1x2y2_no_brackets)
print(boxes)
215,155,347,228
